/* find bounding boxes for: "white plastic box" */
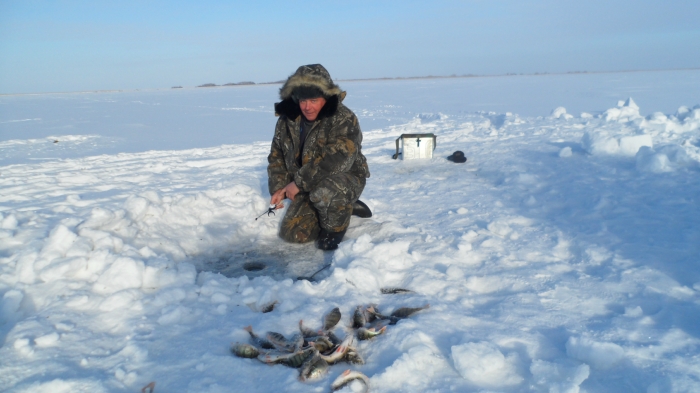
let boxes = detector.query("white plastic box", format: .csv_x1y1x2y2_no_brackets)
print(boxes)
392,133,436,160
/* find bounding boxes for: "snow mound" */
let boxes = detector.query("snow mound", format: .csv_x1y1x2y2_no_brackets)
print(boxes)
565,336,625,369
582,99,700,171
530,360,590,393
0,290,24,324
604,98,641,122
451,341,523,388
551,107,573,120
374,344,455,391
640,105,700,134
635,145,693,173
582,131,653,156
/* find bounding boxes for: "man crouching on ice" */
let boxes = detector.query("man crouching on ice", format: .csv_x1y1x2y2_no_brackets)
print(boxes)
267,64,372,250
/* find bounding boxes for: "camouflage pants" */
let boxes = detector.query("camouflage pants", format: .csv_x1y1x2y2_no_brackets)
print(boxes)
279,173,366,243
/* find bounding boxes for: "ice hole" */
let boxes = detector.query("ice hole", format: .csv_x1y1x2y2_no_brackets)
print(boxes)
243,261,266,271
194,246,331,281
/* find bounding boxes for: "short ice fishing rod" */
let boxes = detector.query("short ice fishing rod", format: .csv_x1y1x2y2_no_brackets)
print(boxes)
255,204,279,220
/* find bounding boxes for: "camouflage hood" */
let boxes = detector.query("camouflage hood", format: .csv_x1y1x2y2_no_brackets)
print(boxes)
275,64,347,120
278,64,344,101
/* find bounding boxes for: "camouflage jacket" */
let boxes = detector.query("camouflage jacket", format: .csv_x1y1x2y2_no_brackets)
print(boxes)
267,93,370,194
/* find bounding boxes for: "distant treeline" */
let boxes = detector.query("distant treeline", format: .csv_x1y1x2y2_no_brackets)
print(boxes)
171,67,700,90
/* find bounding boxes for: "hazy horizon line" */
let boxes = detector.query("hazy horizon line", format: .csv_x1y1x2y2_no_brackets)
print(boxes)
2,67,698,97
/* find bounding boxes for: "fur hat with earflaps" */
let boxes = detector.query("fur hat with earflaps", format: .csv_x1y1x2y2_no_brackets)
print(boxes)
275,64,346,119
279,64,344,102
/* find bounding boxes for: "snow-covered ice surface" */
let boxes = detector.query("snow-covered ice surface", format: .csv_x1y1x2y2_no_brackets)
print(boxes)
1,70,700,392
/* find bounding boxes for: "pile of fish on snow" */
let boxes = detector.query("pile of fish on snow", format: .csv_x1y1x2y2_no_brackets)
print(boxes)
231,290,429,392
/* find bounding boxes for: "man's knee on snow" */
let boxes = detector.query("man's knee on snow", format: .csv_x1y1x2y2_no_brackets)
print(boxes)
309,185,335,210
279,219,319,243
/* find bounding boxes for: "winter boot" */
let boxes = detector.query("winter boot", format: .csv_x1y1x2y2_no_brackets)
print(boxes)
316,228,347,251
352,200,372,218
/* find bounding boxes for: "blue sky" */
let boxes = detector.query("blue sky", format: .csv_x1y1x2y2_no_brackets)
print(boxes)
1,0,699,94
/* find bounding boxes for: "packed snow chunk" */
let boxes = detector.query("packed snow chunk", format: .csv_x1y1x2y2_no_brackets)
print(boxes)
451,341,523,388
530,359,590,393
34,332,60,347
98,290,139,312
41,225,78,259
374,344,456,391
38,256,89,282
582,131,652,156
551,107,573,120
675,104,700,122
13,337,34,356
1,289,25,323
604,98,641,122
123,193,164,223
124,196,151,221
675,106,692,120
637,144,696,173
566,336,624,369
1,213,18,229
619,135,653,156
641,112,675,133
658,144,695,165
142,258,197,290
79,208,137,239
636,146,672,173
92,257,145,294
581,131,620,155
624,305,644,317
559,147,573,157
457,230,479,253
487,220,512,238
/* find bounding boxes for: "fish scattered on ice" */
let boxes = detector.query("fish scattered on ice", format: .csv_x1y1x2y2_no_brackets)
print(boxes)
299,353,329,381
345,347,365,365
141,381,156,393
380,287,415,295
356,326,386,341
323,307,342,331
331,369,370,392
232,303,428,389
265,331,303,352
260,300,278,313
390,304,430,318
257,346,316,367
243,325,275,350
320,334,354,365
230,342,260,358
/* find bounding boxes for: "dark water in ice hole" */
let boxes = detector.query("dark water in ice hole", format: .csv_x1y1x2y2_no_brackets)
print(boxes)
195,246,333,281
